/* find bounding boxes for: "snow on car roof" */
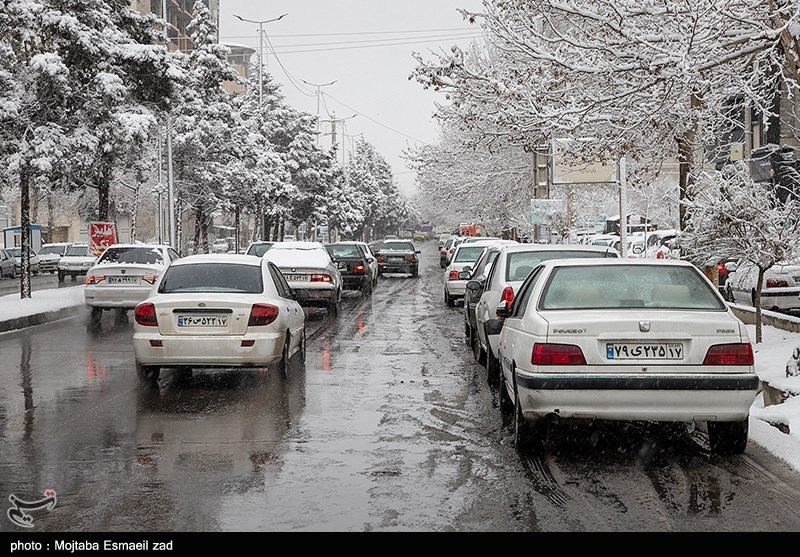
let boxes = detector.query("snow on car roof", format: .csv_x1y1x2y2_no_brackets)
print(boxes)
264,245,331,268
539,257,695,268
171,254,262,267
269,241,326,250
501,243,618,254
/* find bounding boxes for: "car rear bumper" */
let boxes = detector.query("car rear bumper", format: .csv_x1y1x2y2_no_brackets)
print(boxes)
513,370,759,423
445,280,466,297
85,285,154,309
133,332,284,366
342,275,369,289
380,263,417,273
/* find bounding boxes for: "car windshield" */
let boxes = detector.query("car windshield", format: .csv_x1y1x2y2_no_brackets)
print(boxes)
540,265,726,310
247,243,273,257
506,250,616,282
158,263,263,294
454,246,486,263
98,247,164,265
382,242,414,252
7,248,20,256
326,244,362,258
40,245,65,255
64,245,88,257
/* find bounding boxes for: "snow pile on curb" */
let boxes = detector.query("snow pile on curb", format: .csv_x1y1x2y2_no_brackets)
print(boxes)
0,286,85,321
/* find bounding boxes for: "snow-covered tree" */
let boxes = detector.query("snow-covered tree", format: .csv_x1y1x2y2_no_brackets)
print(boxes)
679,161,800,342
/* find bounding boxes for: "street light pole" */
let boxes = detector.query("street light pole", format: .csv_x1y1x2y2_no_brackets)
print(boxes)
301,79,337,145
233,13,287,106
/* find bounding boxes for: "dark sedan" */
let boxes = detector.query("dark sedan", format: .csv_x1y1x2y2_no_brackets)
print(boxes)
377,240,420,277
325,242,376,294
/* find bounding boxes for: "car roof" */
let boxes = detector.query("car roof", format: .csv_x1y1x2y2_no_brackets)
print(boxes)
43,242,72,246
171,254,263,267
500,243,618,254
103,243,171,250
270,241,326,250
539,258,696,269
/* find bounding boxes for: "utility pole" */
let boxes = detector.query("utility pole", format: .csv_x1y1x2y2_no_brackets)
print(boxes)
162,0,176,249
234,13,287,107
301,79,337,146
618,155,628,258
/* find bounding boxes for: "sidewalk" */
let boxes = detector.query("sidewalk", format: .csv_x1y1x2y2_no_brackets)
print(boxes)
0,285,799,471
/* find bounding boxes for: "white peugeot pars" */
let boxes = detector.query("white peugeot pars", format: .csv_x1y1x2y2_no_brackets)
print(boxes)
495,258,759,456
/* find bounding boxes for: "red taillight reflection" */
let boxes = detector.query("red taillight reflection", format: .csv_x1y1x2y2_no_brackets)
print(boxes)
532,343,587,366
311,274,332,283
703,343,754,365
248,304,279,326
134,303,158,327
86,274,105,285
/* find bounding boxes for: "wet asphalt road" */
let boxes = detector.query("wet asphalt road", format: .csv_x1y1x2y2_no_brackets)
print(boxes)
0,271,78,297
2,242,800,532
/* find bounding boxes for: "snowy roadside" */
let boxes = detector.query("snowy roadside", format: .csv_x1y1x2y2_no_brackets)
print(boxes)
0,285,86,332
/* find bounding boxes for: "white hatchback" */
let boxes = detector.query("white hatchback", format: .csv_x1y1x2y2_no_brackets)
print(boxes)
133,254,307,383
496,258,759,455
474,244,619,384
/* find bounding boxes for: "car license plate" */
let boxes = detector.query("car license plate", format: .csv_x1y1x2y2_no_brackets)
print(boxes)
108,276,139,284
177,315,229,327
284,274,309,282
390,257,404,262
606,343,684,360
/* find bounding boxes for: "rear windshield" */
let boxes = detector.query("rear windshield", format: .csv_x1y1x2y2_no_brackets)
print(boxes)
454,246,486,263
40,245,66,255
540,265,726,310
98,247,163,265
327,244,362,258
506,250,616,282
247,243,273,257
382,242,414,252
64,245,88,257
158,263,263,294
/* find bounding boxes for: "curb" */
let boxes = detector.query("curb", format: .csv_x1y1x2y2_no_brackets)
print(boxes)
729,303,800,333
0,305,84,334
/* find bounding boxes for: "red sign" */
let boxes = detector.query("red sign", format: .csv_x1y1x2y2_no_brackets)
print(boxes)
88,222,117,256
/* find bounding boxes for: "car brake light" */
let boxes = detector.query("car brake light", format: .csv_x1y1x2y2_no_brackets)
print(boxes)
766,278,789,288
134,303,158,327
353,264,366,274
449,271,460,281
142,274,159,285
86,274,105,285
248,303,279,327
532,343,587,365
311,274,333,283
377,256,385,263
703,343,754,365
407,256,417,262
501,286,515,306
440,250,446,255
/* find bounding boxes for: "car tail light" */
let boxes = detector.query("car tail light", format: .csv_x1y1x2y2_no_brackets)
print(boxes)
248,304,279,327
85,274,105,285
449,271,460,281
134,303,158,327
703,343,754,365
766,278,789,288
532,343,587,365
500,286,515,306
440,250,446,255
311,274,333,283
142,274,159,285
353,264,366,274
377,256,385,263
407,256,417,262
449,248,455,254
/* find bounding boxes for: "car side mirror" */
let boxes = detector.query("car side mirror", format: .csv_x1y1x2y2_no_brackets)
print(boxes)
293,288,310,301
458,270,471,280
367,257,374,264
496,302,511,319
466,280,482,291
416,250,421,254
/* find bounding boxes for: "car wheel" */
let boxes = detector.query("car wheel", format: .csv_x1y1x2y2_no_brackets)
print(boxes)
89,307,103,328
472,327,486,366
328,293,340,317
412,267,419,278
464,317,471,345
498,371,514,416
708,417,749,455
445,290,454,307
485,329,501,386
361,279,372,296
136,362,160,385
57,270,64,282
298,327,307,363
513,383,545,454
278,334,291,375
11,265,17,279
71,274,77,281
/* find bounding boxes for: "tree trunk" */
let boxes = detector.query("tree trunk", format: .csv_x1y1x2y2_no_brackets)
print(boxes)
31,184,39,224
130,185,139,243
47,190,54,243
263,214,272,241
19,169,31,299
676,91,703,232
98,156,112,222
199,204,209,254
754,266,765,344
175,197,182,251
193,206,201,254
279,219,285,240
234,206,240,254
272,219,280,242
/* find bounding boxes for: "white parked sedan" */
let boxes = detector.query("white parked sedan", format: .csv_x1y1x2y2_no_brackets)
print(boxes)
474,244,619,385
133,254,307,383
724,260,800,312
496,258,759,456
444,239,516,307
84,243,181,326
264,241,343,315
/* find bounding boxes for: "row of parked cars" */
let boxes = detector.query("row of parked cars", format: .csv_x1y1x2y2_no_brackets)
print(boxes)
0,242,98,281
443,235,760,456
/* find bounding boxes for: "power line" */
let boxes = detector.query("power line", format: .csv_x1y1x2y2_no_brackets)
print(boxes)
221,31,482,49
322,92,425,144
271,35,481,55
262,31,315,97
221,27,481,39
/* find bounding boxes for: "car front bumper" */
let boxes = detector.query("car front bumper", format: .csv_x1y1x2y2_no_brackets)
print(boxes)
133,331,284,367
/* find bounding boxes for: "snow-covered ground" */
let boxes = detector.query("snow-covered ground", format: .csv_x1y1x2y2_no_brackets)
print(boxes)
0,285,85,322
0,285,798,471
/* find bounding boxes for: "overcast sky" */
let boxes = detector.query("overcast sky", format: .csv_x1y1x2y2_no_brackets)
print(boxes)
217,0,485,195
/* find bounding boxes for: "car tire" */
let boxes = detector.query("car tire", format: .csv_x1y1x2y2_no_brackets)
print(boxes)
278,334,291,375
89,307,103,328
57,270,64,282
485,329,501,386
11,265,17,279
71,274,77,281
298,327,307,363
445,290,454,307
464,317,471,345
472,327,486,366
411,267,419,278
136,362,160,385
708,417,749,455
328,293,340,317
513,382,545,454
361,279,372,296
498,372,514,416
